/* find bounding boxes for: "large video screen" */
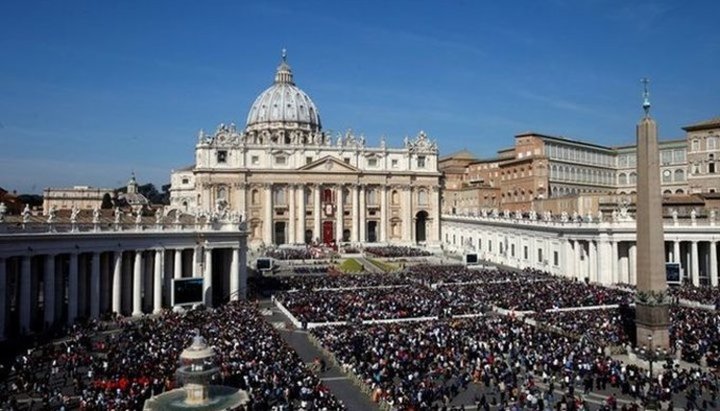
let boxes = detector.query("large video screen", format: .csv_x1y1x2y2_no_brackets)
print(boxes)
465,253,478,264
666,262,681,285
257,258,272,271
173,278,204,306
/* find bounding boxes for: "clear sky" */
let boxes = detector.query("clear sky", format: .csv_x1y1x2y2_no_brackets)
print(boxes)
1,0,718,193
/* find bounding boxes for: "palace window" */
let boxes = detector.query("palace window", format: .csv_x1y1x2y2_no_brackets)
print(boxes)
343,157,350,164
418,189,428,206
273,187,286,205
368,157,378,167
662,170,672,183
306,156,313,165
182,178,189,184
251,156,259,165
709,137,718,150
391,159,398,168
674,169,685,182
216,150,228,163
275,155,287,165
417,156,426,169
692,140,699,151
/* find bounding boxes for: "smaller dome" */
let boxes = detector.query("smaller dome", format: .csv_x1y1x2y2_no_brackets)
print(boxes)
245,51,321,133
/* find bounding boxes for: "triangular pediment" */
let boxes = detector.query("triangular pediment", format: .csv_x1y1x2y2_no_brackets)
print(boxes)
297,156,360,173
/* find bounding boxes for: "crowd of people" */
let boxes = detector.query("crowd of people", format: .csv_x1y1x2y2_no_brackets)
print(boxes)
670,306,720,367
1,301,344,410
277,273,409,291
364,245,433,258
528,308,631,349
669,284,720,307
312,315,720,411
265,248,316,260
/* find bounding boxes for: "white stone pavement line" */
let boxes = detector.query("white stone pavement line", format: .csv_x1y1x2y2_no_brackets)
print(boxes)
320,376,350,382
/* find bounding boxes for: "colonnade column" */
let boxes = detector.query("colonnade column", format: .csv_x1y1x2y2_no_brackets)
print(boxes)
174,249,183,279
431,186,441,243
359,185,366,242
611,241,619,284
90,252,100,318
153,249,163,314
230,247,239,301
18,256,31,332
44,254,55,326
133,251,142,316
589,240,597,283
710,241,718,287
563,239,572,278
691,240,700,287
112,251,122,314
204,248,213,307
0,258,5,339
629,244,637,285
264,184,273,245
335,185,343,242
574,240,582,280
67,253,78,325
239,245,247,299
288,184,296,244
297,187,306,244
380,185,388,242
673,240,681,271
351,184,359,242
313,185,321,243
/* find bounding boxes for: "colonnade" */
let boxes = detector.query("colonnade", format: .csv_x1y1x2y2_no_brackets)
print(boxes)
442,215,720,287
0,220,248,340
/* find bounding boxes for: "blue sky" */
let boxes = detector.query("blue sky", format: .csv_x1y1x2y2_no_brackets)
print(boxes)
1,0,718,193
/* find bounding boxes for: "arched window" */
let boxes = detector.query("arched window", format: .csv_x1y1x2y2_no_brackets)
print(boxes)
618,173,627,185
629,172,637,185
367,188,377,205
418,189,428,206
676,189,684,194
674,169,685,182
216,186,227,201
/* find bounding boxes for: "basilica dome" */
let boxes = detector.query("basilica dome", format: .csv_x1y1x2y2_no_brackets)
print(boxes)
245,52,321,133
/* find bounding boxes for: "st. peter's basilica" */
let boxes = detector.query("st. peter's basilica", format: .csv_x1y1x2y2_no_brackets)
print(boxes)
169,52,442,249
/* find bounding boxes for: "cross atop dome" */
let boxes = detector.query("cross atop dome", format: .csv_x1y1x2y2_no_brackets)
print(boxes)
275,48,294,85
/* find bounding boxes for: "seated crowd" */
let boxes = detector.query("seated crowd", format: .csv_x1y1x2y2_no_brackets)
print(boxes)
277,273,410,291
364,245,433,258
265,248,316,260
312,316,720,411
1,301,343,410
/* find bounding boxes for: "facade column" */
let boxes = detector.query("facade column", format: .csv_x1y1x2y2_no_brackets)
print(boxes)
19,255,31,333
313,184,321,243
589,240,597,283
238,182,247,221
264,184,273,245
359,185,367,242
629,244,637,285
288,184,296,244
67,253,78,325
90,252,100,318
335,184,344,242
710,241,718,287
112,251,122,314
611,241,619,284
0,258,6,339
380,185,388,242
230,247,239,301
691,240,700,287
403,187,413,242
204,248,213,307
297,186,306,243
351,184,359,242
44,254,55,326
431,186,441,244
192,246,199,277
153,249,163,313
563,238,572,279
132,251,142,316
673,240,681,276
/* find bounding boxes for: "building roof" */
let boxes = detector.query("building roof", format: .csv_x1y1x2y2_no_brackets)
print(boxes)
682,116,720,132
515,131,615,152
439,149,477,162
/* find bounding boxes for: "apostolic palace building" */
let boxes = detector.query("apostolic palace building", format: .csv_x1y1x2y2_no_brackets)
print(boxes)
169,52,442,248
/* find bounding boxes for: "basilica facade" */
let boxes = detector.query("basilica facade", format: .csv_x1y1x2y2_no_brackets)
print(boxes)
170,53,441,248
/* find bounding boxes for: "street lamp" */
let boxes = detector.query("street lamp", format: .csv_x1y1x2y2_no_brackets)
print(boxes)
648,335,654,380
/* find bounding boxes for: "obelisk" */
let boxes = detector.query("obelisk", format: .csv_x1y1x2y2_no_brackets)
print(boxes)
634,79,670,349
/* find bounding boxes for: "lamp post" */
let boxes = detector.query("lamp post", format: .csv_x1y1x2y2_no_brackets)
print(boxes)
648,335,654,380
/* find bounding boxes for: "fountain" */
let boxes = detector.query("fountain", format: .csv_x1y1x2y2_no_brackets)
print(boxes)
143,333,249,410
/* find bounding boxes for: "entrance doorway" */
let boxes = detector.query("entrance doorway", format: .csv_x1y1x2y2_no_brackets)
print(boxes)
342,229,351,242
322,221,334,244
304,229,313,244
274,222,286,245
367,221,378,243
415,211,428,243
